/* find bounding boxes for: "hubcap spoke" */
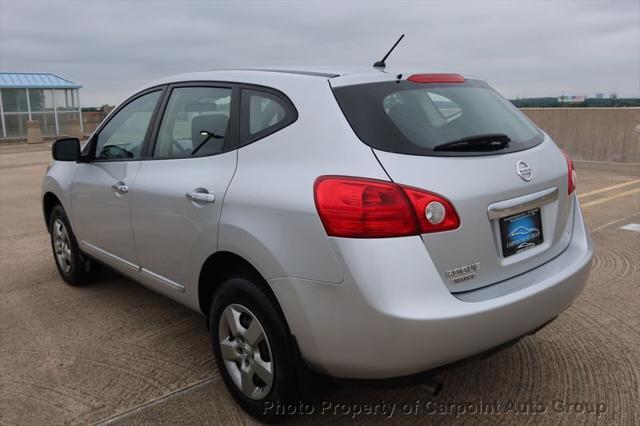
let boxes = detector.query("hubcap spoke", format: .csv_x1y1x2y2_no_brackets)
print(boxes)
63,245,72,260
240,364,257,397
220,337,239,361
223,306,241,336
253,357,273,386
53,224,61,240
243,319,263,346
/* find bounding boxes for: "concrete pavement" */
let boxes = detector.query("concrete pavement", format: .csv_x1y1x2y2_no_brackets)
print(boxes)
0,144,638,425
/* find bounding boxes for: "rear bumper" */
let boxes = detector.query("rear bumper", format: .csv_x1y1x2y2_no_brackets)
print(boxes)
269,198,593,379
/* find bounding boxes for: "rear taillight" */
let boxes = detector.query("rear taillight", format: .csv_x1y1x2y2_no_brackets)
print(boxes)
400,184,460,233
563,151,577,194
314,176,460,238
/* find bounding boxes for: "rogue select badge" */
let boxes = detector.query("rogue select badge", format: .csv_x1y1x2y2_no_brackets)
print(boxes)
446,262,480,283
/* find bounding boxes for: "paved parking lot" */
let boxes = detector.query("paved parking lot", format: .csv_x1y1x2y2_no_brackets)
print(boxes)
1,143,638,425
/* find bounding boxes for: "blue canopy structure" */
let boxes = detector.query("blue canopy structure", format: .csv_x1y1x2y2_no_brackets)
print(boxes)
0,73,82,89
0,72,83,139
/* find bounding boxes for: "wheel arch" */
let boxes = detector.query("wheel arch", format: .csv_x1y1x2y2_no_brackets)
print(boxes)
197,251,289,329
43,192,63,231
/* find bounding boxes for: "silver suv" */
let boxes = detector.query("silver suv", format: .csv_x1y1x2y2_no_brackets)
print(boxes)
42,68,593,417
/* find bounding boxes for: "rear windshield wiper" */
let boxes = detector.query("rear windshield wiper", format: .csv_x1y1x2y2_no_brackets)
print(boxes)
433,133,511,152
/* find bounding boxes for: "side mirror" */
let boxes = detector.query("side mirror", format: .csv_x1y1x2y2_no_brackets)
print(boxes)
52,138,80,161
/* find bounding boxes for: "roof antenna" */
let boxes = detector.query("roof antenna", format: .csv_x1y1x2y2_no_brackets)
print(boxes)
373,34,405,69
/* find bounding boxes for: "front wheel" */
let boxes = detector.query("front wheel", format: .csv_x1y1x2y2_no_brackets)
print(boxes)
210,277,298,418
49,205,93,286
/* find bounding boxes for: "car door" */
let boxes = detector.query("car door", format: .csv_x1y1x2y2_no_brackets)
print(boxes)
71,89,164,276
129,84,238,298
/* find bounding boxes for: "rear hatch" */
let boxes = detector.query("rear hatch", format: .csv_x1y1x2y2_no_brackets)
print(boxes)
332,75,575,293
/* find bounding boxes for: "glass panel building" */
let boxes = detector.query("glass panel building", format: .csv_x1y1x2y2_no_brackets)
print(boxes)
0,73,82,139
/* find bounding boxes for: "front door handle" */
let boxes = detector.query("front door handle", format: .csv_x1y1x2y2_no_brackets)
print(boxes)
111,181,129,194
186,189,215,204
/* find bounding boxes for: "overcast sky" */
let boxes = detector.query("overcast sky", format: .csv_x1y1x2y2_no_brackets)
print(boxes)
1,0,638,106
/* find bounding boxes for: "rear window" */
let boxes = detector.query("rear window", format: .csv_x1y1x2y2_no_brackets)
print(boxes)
240,88,297,145
333,79,543,156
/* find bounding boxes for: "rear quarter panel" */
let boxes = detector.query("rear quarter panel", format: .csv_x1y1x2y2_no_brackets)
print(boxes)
218,77,388,284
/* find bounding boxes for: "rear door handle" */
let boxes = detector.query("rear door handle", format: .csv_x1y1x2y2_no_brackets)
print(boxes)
186,189,215,204
111,181,129,194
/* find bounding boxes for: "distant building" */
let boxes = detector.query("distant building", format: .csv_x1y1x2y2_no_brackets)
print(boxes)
558,95,586,103
0,72,82,139
596,93,604,99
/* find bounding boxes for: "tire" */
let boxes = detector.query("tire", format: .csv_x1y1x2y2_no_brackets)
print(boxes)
49,205,93,286
210,277,298,419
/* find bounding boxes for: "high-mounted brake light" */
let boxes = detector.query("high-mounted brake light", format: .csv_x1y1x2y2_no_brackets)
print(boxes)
407,74,465,84
314,176,460,238
563,151,577,194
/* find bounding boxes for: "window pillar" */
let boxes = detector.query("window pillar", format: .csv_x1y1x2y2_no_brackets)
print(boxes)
25,88,32,120
77,89,84,135
52,89,60,135
0,89,6,138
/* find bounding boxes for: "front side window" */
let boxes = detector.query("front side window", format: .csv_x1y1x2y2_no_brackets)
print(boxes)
95,91,161,160
241,89,296,143
153,87,232,158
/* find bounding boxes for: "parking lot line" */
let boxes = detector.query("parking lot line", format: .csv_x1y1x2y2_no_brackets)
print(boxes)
581,187,640,208
590,211,640,233
94,376,216,425
578,179,640,198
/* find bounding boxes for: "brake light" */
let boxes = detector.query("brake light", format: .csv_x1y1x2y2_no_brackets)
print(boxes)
563,151,577,194
407,73,465,84
314,176,460,238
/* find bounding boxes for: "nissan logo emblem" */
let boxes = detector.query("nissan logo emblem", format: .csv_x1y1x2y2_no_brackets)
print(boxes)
516,161,533,181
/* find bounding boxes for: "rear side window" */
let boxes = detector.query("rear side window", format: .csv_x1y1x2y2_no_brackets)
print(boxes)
153,86,233,158
333,79,543,156
240,89,296,144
